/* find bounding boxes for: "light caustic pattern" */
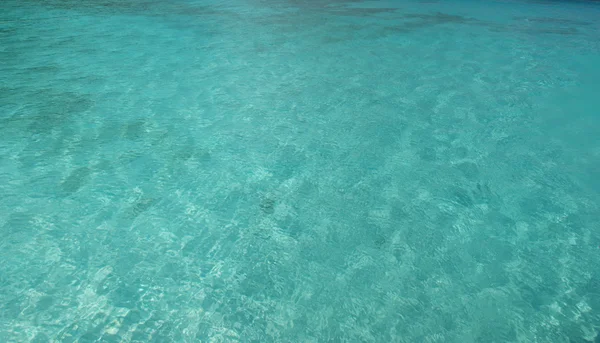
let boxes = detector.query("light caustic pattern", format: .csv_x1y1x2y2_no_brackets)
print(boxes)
1,0,600,342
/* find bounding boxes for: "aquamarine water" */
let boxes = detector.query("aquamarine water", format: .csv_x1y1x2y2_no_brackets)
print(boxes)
1,0,600,342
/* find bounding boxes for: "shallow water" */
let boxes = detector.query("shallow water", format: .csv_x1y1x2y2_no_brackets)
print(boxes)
1,0,600,342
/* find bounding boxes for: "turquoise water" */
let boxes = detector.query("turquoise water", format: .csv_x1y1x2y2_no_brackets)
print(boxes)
2,0,600,341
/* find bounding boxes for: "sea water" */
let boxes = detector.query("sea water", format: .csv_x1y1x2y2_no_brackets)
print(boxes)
1,0,600,342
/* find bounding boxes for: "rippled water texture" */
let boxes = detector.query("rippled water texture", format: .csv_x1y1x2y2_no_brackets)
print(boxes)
1,0,600,342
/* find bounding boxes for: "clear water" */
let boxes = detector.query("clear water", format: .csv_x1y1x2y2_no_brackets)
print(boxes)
1,0,600,342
